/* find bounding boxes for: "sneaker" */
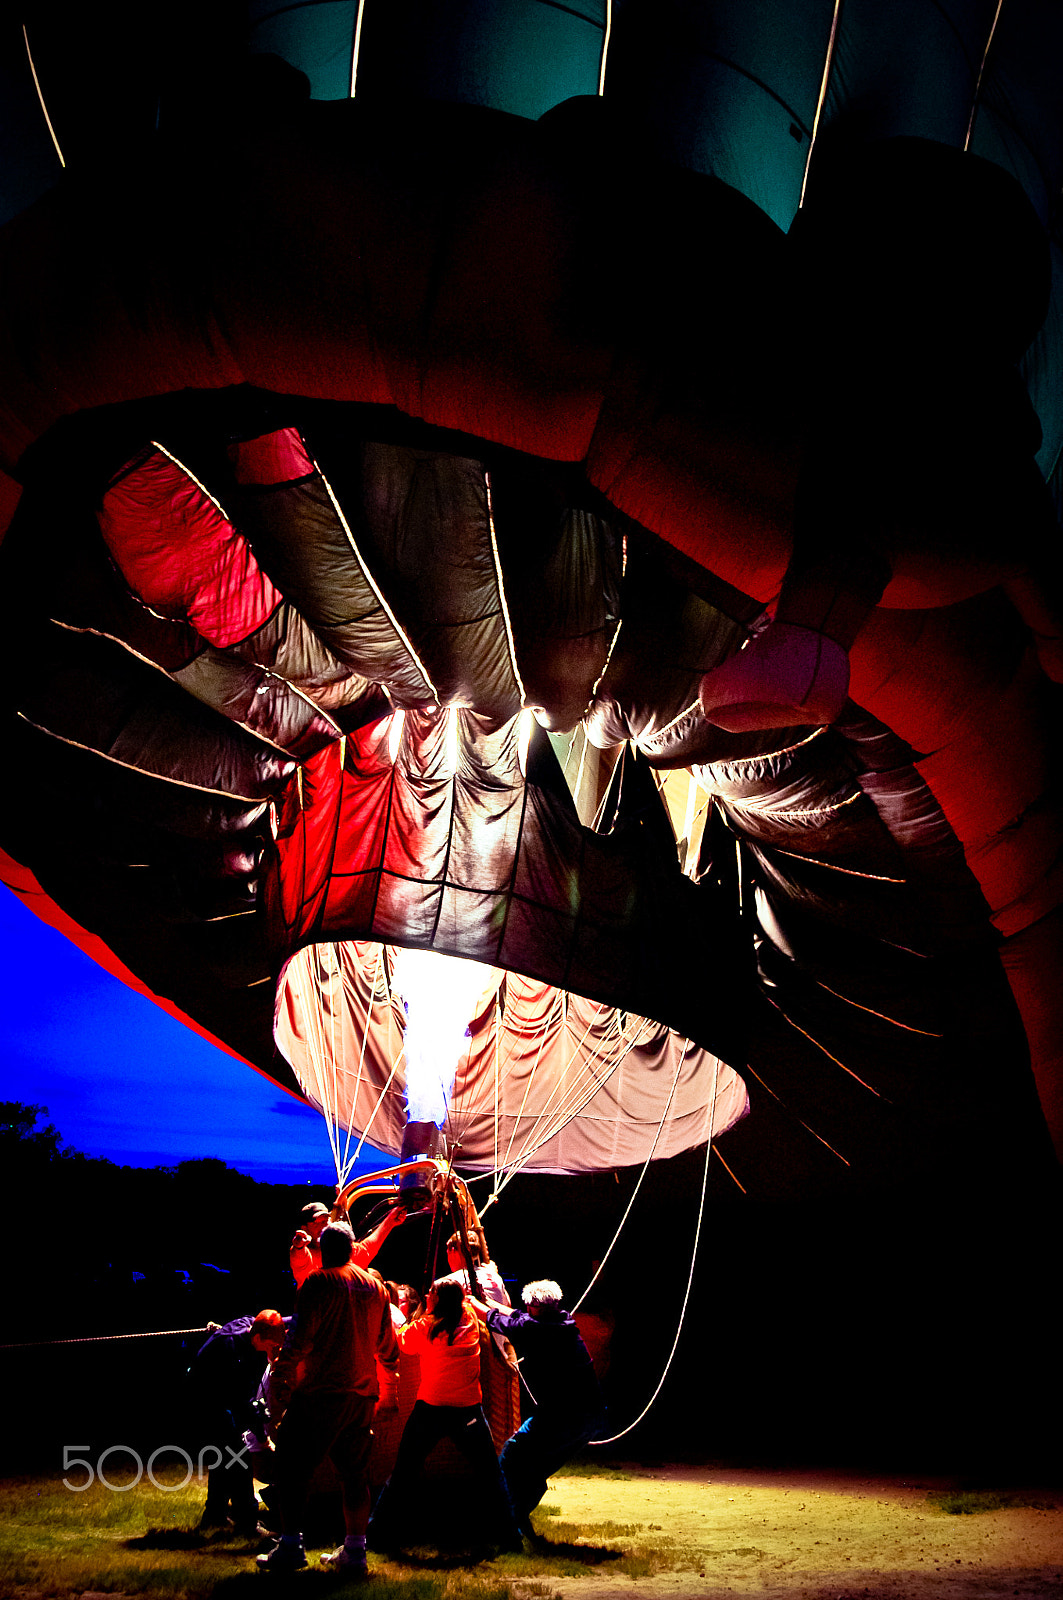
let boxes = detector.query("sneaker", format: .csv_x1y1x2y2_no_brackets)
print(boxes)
321,1545,368,1577
256,1537,308,1571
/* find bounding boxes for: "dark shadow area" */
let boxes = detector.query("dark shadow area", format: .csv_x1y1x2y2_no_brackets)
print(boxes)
126,1525,270,1552
524,1532,626,1566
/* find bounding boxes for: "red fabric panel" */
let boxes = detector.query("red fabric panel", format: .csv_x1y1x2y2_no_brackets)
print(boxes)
0,100,1029,612
1001,907,1063,1154
269,724,397,943
584,379,795,604
0,465,21,547
0,190,244,470
849,597,1062,934
230,428,314,486
99,448,281,647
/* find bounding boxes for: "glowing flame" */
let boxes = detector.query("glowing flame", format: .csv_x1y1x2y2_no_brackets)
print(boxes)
392,949,490,1127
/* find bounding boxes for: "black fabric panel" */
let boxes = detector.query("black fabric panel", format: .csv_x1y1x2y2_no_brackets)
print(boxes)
585,534,749,747
0,709,288,1086
233,472,437,704
230,604,385,713
330,440,520,719
172,648,341,761
5,621,295,799
487,454,624,729
1,491,204,674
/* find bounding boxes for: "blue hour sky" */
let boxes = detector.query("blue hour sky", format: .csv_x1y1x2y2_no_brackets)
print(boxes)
0,883,388,1185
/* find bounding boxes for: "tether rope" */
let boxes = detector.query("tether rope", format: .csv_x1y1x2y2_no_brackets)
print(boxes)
301,945,345,1178
571,1040,689,1315
491,1000,615,1178
350,1037,406,1164
0,1326,212,1350
588,1058,721,1445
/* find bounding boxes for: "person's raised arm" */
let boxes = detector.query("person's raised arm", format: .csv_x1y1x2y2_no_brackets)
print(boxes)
353,1205,407,1266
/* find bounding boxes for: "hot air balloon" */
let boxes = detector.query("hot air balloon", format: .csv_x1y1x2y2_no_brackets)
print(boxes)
0,0,1060,1230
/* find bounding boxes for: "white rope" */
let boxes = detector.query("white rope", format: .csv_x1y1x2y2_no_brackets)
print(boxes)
350,1038,405,1164
494,987,565,1175
0,1326,211,1350
491,1012,658,1190
350,0,368,97
518,1012,657,1168
442,1030,477,1152
799,0,842,208
965,0,1005,150
572,1038,688,1314
494,1000,612,1175
589,1059,721,1445
493,992,501,1201
339,945,388,1184
491,1001,648,1188
328,945,342,1176
22,23,65,168
598,0,613,95
301,947,344,1180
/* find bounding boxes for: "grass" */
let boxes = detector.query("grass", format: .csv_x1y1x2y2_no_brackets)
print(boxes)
550,1460,633,1481
926,1488,1058,1516
0,1467,680,1598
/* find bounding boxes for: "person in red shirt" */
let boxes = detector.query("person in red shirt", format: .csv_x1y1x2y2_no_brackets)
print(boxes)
289,1201,406,1289
258,1223,400,1574
367,1279,519,1552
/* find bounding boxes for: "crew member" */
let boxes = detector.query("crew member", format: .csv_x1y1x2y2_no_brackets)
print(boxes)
470,1278,605,1540
190,1309,286,1535
290,1201,405,1288
259,1223,400,1574
367,1279,519,1553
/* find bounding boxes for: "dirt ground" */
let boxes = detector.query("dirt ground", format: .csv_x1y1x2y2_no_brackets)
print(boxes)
532,1463,1063,1600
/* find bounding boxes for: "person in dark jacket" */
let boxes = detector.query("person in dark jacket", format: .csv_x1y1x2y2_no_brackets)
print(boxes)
190,1309,287,1534
470,1278,605,1540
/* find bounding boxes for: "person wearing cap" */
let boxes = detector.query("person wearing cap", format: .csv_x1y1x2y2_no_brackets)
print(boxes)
190,1309,288,1535
288,1202,330,1288
289,1201,406,1288
468,1279,605,1541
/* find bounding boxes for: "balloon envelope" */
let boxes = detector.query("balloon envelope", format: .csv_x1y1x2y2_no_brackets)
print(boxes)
0,3,1060,1194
